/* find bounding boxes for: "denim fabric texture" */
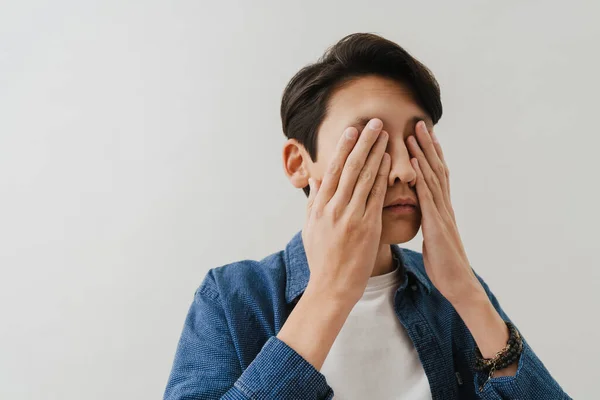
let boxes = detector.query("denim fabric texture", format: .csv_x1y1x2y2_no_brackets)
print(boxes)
164,230,571,399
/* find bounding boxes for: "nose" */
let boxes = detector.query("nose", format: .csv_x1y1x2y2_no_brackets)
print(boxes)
387,138,417,187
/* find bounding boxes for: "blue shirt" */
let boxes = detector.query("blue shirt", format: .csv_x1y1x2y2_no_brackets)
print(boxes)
164,230,571,399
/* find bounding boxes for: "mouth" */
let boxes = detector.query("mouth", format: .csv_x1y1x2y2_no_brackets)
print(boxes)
383,204,418,215
383,196,419,215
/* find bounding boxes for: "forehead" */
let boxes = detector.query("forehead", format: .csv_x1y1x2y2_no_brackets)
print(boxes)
320,75,433,138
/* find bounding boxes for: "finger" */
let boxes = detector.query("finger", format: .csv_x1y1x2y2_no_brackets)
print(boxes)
407,134,447,213
306,178,321,219
429,130,451,200
330,118,384,208
314,126,359,209
410,157,440,220
430,128,447,165
365,152,391,216
415,121,442,170
415,121,450,205
348,130,389,213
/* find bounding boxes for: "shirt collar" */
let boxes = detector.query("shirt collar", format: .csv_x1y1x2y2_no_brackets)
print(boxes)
283,230,432,305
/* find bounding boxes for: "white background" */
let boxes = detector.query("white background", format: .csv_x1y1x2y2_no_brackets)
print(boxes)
1,1,598,399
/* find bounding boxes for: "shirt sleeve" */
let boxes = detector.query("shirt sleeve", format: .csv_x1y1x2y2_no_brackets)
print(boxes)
472,271,572,399
163,279,334,400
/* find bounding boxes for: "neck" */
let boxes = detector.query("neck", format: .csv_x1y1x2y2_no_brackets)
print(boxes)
371,242,395,277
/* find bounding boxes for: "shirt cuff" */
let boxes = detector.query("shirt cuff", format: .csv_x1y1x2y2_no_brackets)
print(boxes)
474,339,571,399
234,336,334,400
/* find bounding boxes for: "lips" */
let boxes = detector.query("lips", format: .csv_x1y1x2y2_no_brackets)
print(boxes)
383,202,418,215
384,197,418,208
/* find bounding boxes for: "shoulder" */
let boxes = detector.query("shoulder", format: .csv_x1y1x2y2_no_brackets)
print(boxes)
195,250,287,306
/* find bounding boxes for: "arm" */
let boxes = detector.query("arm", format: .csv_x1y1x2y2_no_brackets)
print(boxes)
404,121,571,399
277,280,356,371
166,118,391,399
163,280,334,400
451,280,518,378
281,118,393,370
455,272,572,399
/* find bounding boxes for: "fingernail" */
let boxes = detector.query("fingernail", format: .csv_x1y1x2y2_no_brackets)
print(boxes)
368,118,382,130
345,127,358,139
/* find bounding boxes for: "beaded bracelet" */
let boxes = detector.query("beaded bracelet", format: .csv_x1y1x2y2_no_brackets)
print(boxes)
474,320,523,389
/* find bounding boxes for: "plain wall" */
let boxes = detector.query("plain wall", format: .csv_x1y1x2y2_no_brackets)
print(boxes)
1,1,599,398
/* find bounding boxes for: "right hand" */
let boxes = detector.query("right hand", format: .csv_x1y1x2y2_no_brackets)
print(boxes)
302,118,391,305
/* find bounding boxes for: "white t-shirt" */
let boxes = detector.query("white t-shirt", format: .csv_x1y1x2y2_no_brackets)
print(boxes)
319,263,433,400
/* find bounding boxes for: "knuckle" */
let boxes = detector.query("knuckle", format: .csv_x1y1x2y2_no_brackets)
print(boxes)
370,182,384,198
427,173,438,184
339,216,353,235
325,203,341,221
358,168,373,183
344,222,355,236
435,163,446,176
328,162,341,176
346,158,362,173
331,206,341,222
341,139,355,152
313,208,323,219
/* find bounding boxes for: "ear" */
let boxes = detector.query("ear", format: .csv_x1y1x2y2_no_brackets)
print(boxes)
282,138,312,189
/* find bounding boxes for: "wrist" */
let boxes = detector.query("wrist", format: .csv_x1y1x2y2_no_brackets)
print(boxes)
277,280,355,370
452,289,510,359
304,279,358,313
442,273,486,308
451,285,497,330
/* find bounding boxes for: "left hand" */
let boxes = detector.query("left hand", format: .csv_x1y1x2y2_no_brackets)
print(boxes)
407,122,516,371
406,121,484,304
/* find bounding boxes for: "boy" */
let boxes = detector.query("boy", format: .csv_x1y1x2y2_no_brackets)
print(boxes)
164,33,570,399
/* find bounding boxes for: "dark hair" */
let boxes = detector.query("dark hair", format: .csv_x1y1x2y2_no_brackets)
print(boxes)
280,33,443,196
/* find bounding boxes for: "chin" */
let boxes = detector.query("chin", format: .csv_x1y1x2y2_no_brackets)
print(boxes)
380,213,421,244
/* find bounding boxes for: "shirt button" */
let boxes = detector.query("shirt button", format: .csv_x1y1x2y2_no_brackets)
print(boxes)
455,371,463,385
411,284,418,291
